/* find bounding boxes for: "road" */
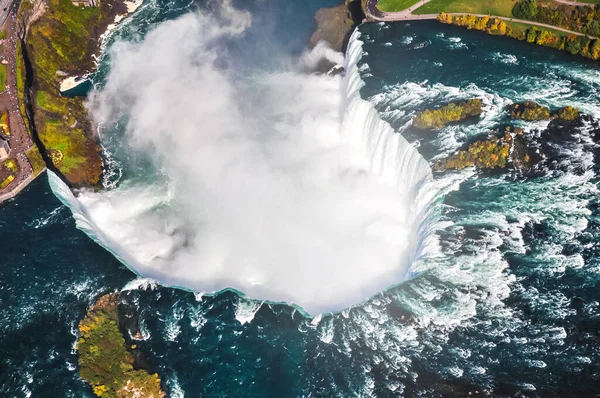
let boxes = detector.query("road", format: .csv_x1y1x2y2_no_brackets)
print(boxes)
554,0,594,5
365,0,597,39
0,0,14,31
0,2,38,203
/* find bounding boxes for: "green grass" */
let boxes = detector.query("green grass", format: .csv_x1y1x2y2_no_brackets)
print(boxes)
0,30,6,40
505,20,569,37
25,147,46,176
414,0,518,17
377,0,423,12
2,158,19,172
0,63,7,92
24,0,109,185
0,174,14,189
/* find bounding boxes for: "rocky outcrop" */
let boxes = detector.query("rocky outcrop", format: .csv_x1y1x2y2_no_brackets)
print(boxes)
506,101,580,122
77,293,165,398
309,0,365,53
434,127,535,172
413,99,483,130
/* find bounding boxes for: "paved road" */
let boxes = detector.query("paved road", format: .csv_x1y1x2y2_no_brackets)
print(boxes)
0,4,37,201
0,0,14,31
554,0,594,6
365,0,597,38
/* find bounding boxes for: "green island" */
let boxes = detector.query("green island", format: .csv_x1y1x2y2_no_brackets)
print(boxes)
434,127,534,171
506,101,580,121
413,98,483,129
77,293,165,397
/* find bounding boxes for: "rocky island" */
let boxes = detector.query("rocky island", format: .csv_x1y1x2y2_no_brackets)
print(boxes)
77,293,165,397
507,101,580,122
412,99,483,130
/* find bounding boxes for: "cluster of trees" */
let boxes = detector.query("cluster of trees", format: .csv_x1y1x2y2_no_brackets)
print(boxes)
438,14,509,35
506,101,581,121
434,127,539,172
507,101,551,121
513,0,600,38
413,98,483,129
434,131,513,171
77,294,165,398
438,13,600,61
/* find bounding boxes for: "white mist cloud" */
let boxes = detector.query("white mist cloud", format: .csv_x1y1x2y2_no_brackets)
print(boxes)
82,7,422,314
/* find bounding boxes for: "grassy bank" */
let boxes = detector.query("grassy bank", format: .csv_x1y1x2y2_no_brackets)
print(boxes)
414,0,518,16
23,0,106,185
378,0,422,12
438,13,600,61
20,0,128,186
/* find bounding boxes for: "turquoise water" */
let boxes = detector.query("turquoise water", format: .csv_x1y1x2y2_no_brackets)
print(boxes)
2,3,600,397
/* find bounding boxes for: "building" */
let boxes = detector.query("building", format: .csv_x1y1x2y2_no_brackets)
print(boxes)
0,137,9,161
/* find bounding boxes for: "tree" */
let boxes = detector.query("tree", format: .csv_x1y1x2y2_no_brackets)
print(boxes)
513,0,539,20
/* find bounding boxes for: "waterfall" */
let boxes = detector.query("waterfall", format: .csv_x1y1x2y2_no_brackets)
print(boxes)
47,25,442,315
341,28,439,278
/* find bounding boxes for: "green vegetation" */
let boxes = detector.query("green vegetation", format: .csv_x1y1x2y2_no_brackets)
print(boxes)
438,13,600,61
0,63,6,93
16,41,28,137
25,147,46,176
414,0,518,17
557,105,580,121
434,127,534,171
513,0,600,37
0,158,19,190
77,294,165,398
21,0,125,185
0,174,14,189
413,98,482,129
377,0,421,13
507,101,581,121
0,112,9,137
507,101,550,120
2,158,19,172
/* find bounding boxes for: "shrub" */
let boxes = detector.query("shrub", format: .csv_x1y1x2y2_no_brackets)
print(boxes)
413,99,483,129
77,294,165,398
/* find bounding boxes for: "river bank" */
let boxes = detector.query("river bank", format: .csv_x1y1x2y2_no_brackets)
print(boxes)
16,0,141,188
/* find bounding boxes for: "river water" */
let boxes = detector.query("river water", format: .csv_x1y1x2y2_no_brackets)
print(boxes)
1,1,599,396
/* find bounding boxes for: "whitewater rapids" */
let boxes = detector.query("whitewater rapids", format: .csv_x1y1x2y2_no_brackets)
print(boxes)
49,9,437,315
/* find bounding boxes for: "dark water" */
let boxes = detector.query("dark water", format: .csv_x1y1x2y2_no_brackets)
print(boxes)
2,4,600,398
